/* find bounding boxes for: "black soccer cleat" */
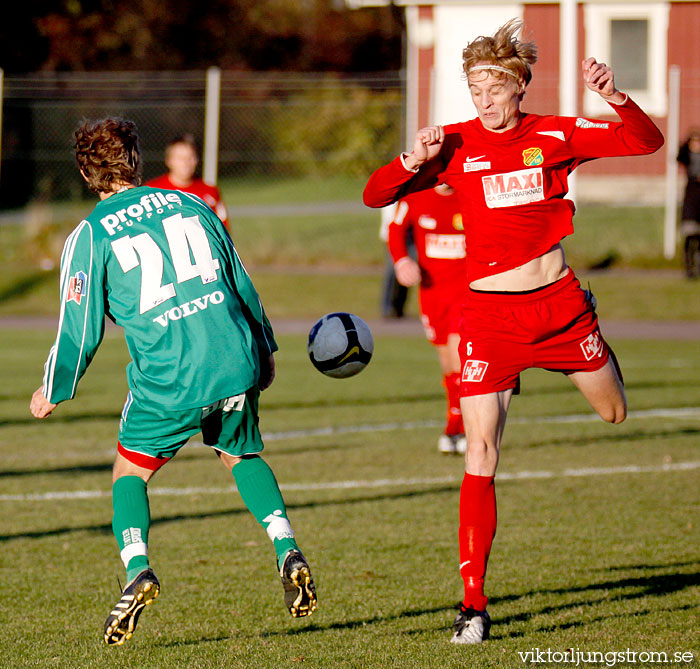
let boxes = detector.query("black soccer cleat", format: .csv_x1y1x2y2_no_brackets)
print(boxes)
104,568,160,646
450,604,491,644
280,550,317,618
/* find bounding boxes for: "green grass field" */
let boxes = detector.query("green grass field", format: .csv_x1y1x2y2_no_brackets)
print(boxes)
3,263,700,323
218,175,369,206
0,183,686,273
1,183,699,666
2,327,700,668
2,188,698,322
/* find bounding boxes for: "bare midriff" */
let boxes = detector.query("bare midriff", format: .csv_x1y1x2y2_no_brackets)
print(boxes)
469,243,569,292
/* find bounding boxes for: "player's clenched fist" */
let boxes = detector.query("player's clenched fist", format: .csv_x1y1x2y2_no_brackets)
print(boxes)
582,57,622,102
394,257,422,287
405,125,445,170
30,386,56,418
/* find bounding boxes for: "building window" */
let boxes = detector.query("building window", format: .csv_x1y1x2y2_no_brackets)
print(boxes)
610,19,648,91
584,3,668,117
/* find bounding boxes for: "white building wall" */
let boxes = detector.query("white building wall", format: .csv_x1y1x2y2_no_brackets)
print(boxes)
432,4,523,126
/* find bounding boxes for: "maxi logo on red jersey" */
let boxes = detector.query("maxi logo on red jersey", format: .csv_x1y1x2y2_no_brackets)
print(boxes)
425,233,466,259
580,331,604,361
462,359,489,383
482,168,544,209
66,271,87,305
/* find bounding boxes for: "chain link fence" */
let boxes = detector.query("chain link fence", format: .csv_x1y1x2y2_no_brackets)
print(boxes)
0,70,405,209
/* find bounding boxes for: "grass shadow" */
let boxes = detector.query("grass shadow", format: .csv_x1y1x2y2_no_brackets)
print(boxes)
0,462,112,478
516,426,700,450
0,484,458,542
0,270,57,303
260,603,457,638
156,634,235,648
491,562,700,638
0,411,122,427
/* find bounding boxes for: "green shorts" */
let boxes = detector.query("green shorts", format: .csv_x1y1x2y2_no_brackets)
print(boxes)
117,387,264,469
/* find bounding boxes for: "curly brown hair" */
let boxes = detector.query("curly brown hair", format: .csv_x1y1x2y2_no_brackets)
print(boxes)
462,18,538,86
74,118,142,193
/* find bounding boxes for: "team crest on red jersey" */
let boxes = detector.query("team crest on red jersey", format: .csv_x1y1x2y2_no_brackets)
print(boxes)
580,331,604,361
522,147,544,167
66,271,87,305
462,359,489,383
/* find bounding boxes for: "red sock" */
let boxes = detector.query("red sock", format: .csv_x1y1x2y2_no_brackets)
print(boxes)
458,472,497,611
443,373,463,435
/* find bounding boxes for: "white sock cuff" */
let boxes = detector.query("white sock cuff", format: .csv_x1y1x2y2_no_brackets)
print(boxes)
265,516,295,542
120,542,148,567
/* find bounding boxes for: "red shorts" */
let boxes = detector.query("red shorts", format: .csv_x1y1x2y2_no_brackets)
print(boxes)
419,286,462,345
458,270,611,397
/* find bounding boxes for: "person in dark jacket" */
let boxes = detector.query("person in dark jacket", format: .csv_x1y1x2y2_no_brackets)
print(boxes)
677,128,700,278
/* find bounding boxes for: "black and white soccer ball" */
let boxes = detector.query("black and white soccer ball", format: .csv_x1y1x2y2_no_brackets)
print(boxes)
307,312,374,378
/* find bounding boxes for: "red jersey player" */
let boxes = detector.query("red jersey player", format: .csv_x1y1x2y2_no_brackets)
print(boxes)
387,183,467,454
147,135,229,229
364,19,663,644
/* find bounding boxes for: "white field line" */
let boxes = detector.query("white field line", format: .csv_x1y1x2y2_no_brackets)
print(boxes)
30,406,700,459
242,406,700,444
2,460,700,503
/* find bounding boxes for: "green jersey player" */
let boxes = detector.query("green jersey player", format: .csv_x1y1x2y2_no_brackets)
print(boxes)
30,118,317,646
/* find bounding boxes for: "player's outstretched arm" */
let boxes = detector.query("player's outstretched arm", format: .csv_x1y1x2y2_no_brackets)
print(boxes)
30,386,57,418
568,58,663,157
41,221,107,407
581,57,625,104
364,128,446,208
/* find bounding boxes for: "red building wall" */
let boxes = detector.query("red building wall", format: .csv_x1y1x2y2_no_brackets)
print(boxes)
417,5,435,129
523,2,667,177
668,1,700,142
412,2,700,178
522,3,561,117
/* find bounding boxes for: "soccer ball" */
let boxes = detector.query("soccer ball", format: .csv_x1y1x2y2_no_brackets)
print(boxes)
307,312,374,378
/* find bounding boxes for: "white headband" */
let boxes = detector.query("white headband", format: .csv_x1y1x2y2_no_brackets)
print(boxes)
468,65,519,79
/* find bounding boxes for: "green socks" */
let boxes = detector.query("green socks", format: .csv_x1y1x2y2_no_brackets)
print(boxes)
232,455,299,568
112,476,151,583
111,459,297,582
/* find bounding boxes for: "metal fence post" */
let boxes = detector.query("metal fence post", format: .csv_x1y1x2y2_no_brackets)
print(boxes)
560,0,577,202
664,65,681,259
0,68,4,184
203,66,221,186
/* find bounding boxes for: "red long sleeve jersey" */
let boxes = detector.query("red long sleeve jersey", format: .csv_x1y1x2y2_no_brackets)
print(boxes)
146,175,229,229
365,97,663,282
387,187,466,290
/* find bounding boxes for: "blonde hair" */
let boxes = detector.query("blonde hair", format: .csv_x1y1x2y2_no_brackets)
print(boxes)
74,118,142,193
462,18,538,86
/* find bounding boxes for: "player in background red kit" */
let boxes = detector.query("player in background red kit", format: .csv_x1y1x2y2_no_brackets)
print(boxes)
364,19,663,644
147,135,229,229
387,183,467,454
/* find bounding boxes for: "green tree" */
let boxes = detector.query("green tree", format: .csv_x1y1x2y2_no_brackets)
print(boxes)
3,0,402,73
269,83,402,177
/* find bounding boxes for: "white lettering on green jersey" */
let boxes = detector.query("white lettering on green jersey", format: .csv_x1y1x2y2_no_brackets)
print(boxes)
152,290,225,327
42,187,277,409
